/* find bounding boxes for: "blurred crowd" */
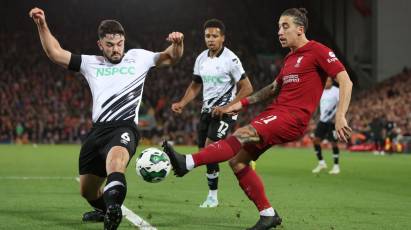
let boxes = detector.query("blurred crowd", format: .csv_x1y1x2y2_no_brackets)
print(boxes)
1,1,410,153
347,68,411,153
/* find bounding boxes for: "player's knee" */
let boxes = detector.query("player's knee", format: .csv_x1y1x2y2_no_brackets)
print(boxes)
233,126,254,139
109,146,129,157
106,146,129,173
233,127,251,137
233,127,259,144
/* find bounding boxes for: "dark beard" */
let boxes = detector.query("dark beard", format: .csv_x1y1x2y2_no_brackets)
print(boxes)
103,52,124,64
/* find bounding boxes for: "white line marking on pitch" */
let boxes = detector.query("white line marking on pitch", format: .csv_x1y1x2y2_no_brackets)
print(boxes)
0,176,75,180
2,176,156,229
75,177,156,230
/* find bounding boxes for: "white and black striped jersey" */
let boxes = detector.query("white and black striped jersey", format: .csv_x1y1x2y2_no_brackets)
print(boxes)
193,47,245,112
68,49,159,124
319,86,339,123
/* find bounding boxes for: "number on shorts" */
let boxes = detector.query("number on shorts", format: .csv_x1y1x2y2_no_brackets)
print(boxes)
261,115,277,124
217,121,229,136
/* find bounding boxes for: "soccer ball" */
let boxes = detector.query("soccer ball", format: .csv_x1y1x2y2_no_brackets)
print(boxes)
136,147,171,183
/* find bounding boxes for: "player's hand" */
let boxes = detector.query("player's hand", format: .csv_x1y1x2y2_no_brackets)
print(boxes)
212,102,242,118
335,116,352,143
166,32,184,45
171,102,185,114
29,7,46,26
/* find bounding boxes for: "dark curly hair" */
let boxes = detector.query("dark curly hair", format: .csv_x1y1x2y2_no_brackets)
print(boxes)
281,8,309,32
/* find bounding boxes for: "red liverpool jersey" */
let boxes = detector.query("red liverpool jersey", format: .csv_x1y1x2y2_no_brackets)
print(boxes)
268,40,345,126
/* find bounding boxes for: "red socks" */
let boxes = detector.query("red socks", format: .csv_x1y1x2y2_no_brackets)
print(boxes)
192,136,242,167
235,166,271,211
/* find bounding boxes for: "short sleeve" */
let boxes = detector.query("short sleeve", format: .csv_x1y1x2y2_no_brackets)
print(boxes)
193,55,201,76
79,55,95,76
315,45,345,78
230,56,246,82
274,67,284,85
130,49,159,68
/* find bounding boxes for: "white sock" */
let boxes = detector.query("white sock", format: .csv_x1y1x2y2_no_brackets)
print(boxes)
259,207,275,216
186,155,195,170
208,190,218,200
319,160,326,165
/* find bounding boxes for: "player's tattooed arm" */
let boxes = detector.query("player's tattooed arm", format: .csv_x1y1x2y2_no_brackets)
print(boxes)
248,80,281,105
233,125,260,144
214,79,281,117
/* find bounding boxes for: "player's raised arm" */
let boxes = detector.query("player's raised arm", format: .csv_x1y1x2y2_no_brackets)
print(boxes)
171,81,202,114
334,70,353,142
29,7,71,69
156,32,184,67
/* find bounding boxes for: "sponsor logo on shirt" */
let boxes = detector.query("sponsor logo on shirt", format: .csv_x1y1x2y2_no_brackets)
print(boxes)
96,66,136,77
327,52,339,63
283,74,300,84
202,75,224,85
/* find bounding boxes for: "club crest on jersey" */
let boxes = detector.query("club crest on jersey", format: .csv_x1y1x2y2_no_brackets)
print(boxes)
294,56,304,67
327,52,339,63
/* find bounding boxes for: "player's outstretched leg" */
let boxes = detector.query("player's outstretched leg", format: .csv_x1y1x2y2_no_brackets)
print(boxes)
162,141,188,177
103,172,126,230
163,136,243,177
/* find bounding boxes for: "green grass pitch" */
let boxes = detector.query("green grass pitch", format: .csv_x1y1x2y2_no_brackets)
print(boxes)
0,144,410,230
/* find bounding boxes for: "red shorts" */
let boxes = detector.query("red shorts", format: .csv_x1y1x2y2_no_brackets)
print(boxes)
243,109,306,160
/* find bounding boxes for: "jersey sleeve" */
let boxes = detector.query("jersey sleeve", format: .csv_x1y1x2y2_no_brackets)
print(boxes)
230,55,246,82
315,45,346,78
79,55,96,78
131,49,159,68
274,68,284,85
193,55,201,76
